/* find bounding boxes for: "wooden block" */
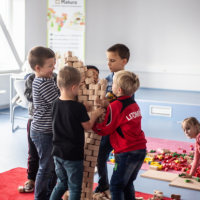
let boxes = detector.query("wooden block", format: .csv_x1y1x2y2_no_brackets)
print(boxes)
84,143,88,149
64,62,73,67
93,84,101,90
90,161,96,168
101,84,107,91
100,95,105,99
86,138,95,145
83,187,93,193
78,95,88,101
73,61,84,68
90,133,98,139
99,90,106,96
78,67,85,73
169,176,200,191
86,155,97,162
84,166,95,173
83,171,89,177
96,135,102,141
99,79,108,85
140,170,177,182
84,149,93,156
83,176,93,183
149,165,158,170
88,144,99,151
80,84,86,90
87,90,94,95
87,182,93,188
83,89,87,95
95,140,100,146
85,132,91,138
88,172,94,178
64,51,74,57
65,56,78,63
89,84,95,90
92,106,98,111
92,150,99,157
86,192,93,198
85,70,93,77
88,95,99,101
81,192,86,198
82,182,86,188
83,160,91,167
86,101,94,106
85,77,94,84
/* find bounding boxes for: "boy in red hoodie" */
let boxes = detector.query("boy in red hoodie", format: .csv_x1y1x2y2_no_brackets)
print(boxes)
93,70,147,200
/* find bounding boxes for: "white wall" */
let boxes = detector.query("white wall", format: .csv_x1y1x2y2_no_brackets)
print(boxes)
25,0,47,57
85,0,200,91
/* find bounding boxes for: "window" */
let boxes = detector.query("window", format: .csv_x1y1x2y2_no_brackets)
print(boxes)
0,0,25,72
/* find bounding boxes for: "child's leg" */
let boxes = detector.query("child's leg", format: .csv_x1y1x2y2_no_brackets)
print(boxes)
64,160,83,200
50,156,68,200
30,131,55,200
27,119,39,182
95,135,113,192
110,149,146,200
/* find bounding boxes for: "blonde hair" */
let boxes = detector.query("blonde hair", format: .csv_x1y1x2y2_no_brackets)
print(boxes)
113,70,140,96
181,117,200,129
57,66,81,89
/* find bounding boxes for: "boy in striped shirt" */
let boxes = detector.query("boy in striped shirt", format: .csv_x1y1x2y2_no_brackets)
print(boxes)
28,46,60,200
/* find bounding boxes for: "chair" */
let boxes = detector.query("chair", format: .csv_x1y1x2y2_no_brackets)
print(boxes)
12,80,29,132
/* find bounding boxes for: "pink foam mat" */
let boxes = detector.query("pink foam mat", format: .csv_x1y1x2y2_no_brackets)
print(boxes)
108,137,195,174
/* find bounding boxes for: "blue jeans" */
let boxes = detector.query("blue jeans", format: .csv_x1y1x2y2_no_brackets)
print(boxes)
50,156,83,200
30,131,55,200
110,149,146,200
97,135,113,190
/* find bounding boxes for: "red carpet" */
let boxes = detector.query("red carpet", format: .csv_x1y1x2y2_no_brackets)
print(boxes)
0,168,171,200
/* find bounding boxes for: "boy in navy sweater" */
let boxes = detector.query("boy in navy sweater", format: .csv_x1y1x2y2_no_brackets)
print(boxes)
93,71,146,200
28,46,60,200
94,44,135,193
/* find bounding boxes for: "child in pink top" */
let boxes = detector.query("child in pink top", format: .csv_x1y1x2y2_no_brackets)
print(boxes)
181,117,200,178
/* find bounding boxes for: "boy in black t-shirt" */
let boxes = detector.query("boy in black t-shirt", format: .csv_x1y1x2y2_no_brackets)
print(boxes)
50,66,104,200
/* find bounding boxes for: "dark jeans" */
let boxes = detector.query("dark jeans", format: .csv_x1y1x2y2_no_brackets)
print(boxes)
110,149,146,200
97,135,113,190
27,119,39,181
30,131,56,200
50,156,83,200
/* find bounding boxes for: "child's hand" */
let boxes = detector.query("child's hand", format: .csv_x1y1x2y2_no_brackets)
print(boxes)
181,173,192,178
92,107,105,118
96,96,109,108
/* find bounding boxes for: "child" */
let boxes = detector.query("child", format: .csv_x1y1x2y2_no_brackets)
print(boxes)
94,44,135,193
29,46,60,199
49,66,104,200
23,72,57,192
87,65,99,84
181,117,200,178
93,70,147,200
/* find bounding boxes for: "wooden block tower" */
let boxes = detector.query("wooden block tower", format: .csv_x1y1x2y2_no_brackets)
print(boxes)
62,51,110,200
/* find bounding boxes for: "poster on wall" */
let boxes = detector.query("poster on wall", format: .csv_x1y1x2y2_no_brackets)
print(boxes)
47,0,85,70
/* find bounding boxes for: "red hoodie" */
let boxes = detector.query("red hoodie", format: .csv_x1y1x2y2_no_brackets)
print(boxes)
93,96,147,154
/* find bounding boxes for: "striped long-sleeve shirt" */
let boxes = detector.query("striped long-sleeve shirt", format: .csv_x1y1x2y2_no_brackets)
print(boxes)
31,77,60,134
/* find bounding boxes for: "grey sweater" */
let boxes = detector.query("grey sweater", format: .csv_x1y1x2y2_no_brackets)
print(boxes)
24,73,58,117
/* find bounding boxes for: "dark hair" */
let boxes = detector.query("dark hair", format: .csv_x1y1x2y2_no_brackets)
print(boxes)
86,65,99,73
28,46,55,70
107,44,130,63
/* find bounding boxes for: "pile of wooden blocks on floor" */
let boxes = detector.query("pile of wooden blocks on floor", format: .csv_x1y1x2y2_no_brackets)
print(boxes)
148,190,163,200
62,51,107,200
92,190,111,200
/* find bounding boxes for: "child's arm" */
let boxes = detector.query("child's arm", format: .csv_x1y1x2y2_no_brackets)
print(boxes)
39,80,60,104
82,108,105,131
24,73,35,102
182,137,200,178
92,104,119,136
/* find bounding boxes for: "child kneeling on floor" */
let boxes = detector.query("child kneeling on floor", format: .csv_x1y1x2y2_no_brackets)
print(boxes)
93,70,147,200
50,66,105,200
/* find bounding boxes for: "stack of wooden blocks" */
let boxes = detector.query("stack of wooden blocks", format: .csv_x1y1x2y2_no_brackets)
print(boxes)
63,51,108,200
